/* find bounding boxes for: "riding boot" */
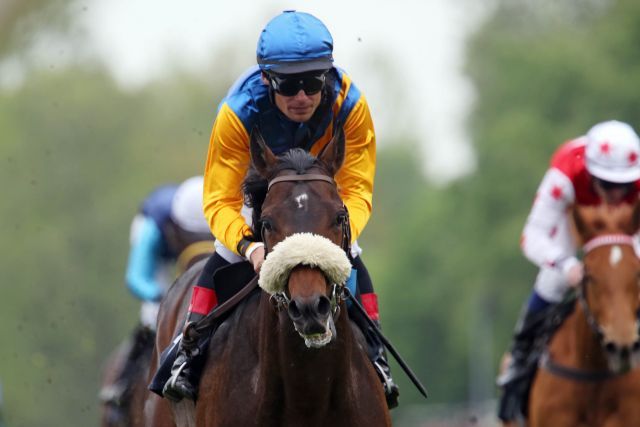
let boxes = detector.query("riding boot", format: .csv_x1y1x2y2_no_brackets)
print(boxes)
497,303,553,422
350,306,400,409
162,314,207,402
100,324,155,407
370,320,400,409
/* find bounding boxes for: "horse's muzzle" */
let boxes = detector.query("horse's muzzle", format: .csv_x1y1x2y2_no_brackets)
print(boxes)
603,338,640,373
288,294,334,348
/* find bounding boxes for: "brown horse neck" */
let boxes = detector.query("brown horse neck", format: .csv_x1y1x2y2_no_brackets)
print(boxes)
256,299,363,412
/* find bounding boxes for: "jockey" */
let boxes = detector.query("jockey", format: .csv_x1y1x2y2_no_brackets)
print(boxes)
100,176,214,408
161,10,399,408
497,120,640,421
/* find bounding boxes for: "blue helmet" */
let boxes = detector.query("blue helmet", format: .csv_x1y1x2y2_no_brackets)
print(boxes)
257,10,334,75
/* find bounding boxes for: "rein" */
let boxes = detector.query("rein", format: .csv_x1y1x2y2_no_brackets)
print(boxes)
541,233,637,381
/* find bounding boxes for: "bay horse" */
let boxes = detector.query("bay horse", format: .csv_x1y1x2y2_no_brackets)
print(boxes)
525,203,640,426
100,241,213,427
145,129,391,427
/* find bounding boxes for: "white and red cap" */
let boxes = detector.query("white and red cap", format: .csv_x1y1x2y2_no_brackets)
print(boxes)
585,120,640,183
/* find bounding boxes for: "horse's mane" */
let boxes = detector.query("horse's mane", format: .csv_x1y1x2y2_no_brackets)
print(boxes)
242,148,324,235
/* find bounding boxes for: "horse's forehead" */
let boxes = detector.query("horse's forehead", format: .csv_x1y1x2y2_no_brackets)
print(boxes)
610,245,623,266
590,244,638,276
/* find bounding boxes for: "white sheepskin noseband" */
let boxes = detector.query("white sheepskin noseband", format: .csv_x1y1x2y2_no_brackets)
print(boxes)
258,233,352,295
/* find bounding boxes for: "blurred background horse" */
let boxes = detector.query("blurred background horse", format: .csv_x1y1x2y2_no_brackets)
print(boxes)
526,204,640,426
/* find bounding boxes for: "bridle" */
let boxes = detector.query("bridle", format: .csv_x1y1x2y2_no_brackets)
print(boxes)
542,233,638,381
262,172,352,256
263,172,351,317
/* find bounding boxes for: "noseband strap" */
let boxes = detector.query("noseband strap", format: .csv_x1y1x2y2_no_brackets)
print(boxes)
582,234,635,254
267,174,335,190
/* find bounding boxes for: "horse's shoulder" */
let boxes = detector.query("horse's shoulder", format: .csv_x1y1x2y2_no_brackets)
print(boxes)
209,289,263,349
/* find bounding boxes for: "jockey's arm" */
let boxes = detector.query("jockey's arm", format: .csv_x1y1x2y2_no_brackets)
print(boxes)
125,216,164,301
331,95,376,242
203,103,254,257
521,168,579,272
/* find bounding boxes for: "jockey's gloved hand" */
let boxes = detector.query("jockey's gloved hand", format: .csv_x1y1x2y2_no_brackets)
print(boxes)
246,243,265,273
560,257,584,287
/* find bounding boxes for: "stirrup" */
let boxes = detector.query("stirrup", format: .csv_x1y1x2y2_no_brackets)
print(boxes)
168,361,188,390
373,360,394,395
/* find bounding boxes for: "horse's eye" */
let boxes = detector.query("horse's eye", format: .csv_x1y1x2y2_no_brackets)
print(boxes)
261,219,273,232
335,212,348,226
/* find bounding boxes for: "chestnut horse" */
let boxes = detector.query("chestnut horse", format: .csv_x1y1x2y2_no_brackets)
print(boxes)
526,204,640,426
145,129,390,427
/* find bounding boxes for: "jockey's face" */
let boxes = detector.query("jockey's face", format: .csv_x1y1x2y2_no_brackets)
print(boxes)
274,90,322,123
262,73,323,123
593,178,634,204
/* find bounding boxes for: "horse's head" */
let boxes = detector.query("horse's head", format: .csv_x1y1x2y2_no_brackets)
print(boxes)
245,128,352,348
573,203,640,372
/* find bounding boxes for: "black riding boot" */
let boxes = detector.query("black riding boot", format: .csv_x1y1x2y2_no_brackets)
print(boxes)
497,304,552,422
100,324,155,406
350,303,400,409
162,317,207,402
371,321,400,409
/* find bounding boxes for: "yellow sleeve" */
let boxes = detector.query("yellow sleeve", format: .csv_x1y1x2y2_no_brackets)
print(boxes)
335,95,376,241
203,103,253,255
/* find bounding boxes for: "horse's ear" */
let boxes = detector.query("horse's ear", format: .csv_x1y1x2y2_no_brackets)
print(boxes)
250,126,278,177
318,126,345,176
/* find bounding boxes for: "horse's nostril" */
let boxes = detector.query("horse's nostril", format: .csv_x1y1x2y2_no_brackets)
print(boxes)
633,341,640,352
621,346,631,359
604,341,617,354
288,301,302,319
316,296,331,317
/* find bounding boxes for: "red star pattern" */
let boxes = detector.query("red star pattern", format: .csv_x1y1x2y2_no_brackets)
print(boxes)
551,185,563,200
629,151,638,164
600,141,611,154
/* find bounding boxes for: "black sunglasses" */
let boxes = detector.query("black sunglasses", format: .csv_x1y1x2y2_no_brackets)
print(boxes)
267,72,326,97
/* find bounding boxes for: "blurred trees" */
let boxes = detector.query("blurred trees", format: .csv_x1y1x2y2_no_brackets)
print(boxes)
0,0,76,57
3,0,640,425
0,65,226,425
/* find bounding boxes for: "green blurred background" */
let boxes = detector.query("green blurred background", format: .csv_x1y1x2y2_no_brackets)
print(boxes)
2,0,640,425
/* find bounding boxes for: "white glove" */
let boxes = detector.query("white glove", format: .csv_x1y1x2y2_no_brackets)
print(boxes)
560,257,584,287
